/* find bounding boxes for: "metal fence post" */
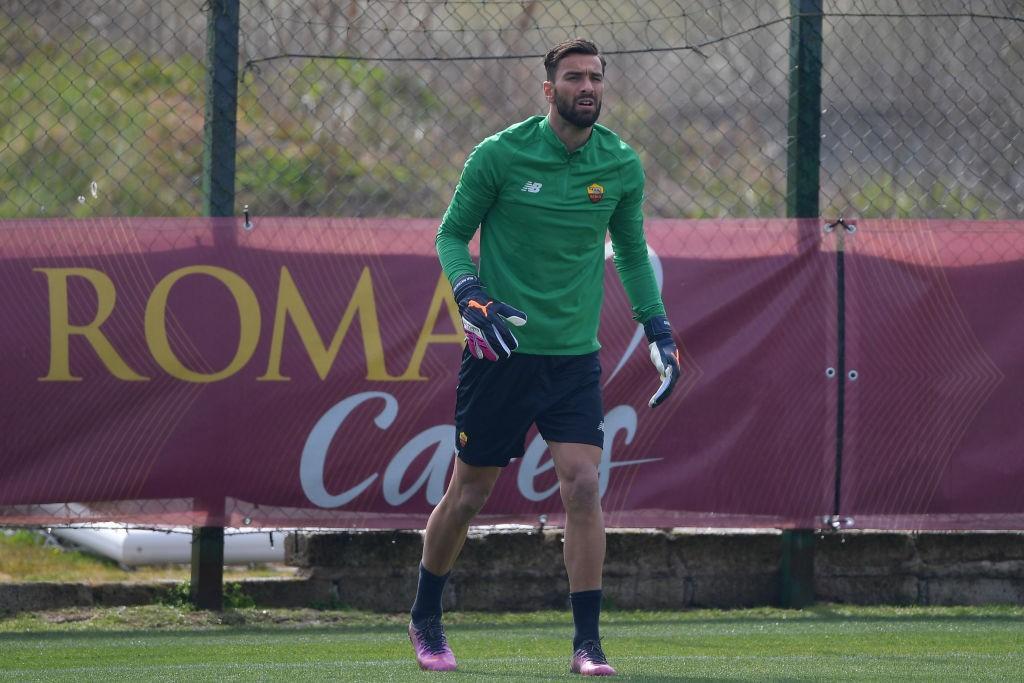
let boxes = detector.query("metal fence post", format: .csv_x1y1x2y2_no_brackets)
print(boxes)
787,0,823,218
781,0,824,609
190,525,225,611
193,0,240,611
203,0,240,244
780,528,816,608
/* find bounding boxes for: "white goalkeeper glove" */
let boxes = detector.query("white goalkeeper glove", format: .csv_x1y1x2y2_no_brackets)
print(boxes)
644,315,681,408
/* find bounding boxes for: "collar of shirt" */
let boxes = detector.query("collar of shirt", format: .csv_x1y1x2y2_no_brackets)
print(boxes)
538,116,595,159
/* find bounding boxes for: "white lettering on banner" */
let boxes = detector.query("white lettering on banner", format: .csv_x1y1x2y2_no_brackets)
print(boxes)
597,405,662,496
301,393,663,509
517,435,560,501
300,391,396,507
382,425,454,505
517,404,662,501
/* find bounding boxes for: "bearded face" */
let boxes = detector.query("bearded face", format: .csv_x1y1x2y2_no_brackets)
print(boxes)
552,83,602,128
547,53,605,130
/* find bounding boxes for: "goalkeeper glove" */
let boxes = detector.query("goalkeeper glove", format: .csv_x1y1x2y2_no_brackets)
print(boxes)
644,315,680,408
452,274,527,361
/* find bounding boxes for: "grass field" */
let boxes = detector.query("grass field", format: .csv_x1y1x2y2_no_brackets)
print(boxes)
1,605,1022,681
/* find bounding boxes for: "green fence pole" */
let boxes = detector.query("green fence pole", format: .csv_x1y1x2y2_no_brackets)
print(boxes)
780,528,817,608
787,0,823,218
193,0,240,611
190,525,225,611
781,0,824,609
203,0,240,229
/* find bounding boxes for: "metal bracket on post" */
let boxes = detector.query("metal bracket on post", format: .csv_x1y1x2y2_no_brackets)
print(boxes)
824,217,857,234
825,216,855,531
823,515,855,531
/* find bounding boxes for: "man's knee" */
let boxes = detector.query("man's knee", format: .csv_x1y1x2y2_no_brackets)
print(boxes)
560,467,601,513
448,482,493,522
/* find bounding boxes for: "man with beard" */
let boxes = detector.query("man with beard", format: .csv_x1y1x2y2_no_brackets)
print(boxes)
408,38,680,677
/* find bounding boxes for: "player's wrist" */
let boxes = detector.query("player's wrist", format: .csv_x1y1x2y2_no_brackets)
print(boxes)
452,274,487,304
643,315,673,343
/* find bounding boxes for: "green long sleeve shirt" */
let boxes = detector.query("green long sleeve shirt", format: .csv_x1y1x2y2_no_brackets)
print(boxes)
436,115,666,355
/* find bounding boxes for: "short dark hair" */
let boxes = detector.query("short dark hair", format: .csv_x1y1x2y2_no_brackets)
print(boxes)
544,38,606,81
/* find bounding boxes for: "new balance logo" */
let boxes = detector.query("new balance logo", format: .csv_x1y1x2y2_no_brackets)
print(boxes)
521,181,543,193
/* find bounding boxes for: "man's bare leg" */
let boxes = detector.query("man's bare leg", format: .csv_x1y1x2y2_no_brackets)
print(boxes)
550,441,616,676
421,458,502,575
409,458,501,671
550,441,605,591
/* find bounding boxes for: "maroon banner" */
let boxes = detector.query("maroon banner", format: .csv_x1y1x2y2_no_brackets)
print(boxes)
0,217,1021,530
839,220,1024,529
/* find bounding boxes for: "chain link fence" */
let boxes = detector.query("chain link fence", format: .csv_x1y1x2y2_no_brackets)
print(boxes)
2,0,1022,221
3,2,1024,550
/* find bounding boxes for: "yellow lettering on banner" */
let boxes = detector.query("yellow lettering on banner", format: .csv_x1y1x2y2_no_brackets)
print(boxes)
145,265,261,383
34,267,148,382
397,272,464,380
259,266,396,381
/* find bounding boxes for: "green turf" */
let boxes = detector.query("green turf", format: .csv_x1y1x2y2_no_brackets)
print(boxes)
1,606,1022,681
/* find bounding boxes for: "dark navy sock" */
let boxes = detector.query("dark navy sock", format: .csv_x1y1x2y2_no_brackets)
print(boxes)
570,589,603,650
411,563,449,624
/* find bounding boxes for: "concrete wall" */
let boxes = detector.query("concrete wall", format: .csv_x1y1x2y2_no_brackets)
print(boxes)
815,532,1024,605
2,530,1021,614
289,529,1024,611
0,579,330,616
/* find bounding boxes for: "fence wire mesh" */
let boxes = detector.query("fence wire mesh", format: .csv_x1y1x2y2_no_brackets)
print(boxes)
821,2,1024,219
1,1,1022,221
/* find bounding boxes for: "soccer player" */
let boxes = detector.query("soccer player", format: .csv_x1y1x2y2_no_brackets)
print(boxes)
408,38,681,676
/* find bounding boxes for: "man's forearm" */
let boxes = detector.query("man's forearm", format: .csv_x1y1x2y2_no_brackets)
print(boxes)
615,257,666,322
435,228,477,286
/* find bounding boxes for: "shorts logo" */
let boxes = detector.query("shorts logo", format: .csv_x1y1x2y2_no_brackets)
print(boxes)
587,183,604,203
597,420,604,432
459,431,469,448
521,181,543,193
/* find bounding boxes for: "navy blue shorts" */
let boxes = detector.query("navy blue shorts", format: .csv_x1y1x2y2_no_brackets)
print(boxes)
454,349,604,468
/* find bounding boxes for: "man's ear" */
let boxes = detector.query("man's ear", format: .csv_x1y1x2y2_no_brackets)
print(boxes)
543,80,554,103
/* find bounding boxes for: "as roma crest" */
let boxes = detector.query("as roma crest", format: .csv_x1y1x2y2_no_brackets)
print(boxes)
587,183,605,203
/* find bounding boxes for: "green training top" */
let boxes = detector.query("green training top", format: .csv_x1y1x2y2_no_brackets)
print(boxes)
435,115,666,355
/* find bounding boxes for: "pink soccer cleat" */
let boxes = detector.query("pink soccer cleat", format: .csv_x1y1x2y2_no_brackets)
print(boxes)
408,617,457,671
570,640,617,676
